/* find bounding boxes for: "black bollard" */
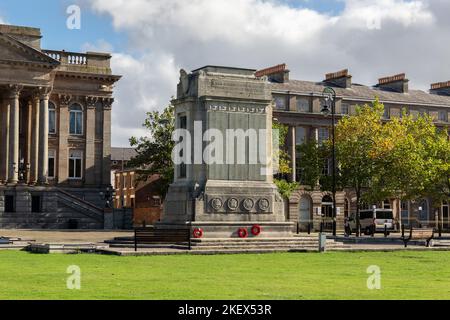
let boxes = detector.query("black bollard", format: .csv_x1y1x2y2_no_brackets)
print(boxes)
439,223,442,238
308,222,311,235
296,222,299,235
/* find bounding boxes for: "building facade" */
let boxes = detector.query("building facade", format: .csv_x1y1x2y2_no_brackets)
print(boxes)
113,170,163,226
0,24,120,229
260,64,450,232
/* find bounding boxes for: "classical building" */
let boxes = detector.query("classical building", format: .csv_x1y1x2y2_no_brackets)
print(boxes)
260,64,450,232
0,24,121,229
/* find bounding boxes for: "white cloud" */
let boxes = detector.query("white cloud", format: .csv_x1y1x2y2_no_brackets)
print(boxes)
81,39,114,53
86,0,450,146
109,52,179,146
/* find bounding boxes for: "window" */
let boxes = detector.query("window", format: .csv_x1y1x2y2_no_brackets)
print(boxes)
341,103,350,115
322,158,331,176
48,150,56,178
297,98,310,112
5,195,14,213
295,127,306,145
48,102,56,134
383,107,390,119
68,150,83,179
152,196,162,207
31,196,41,213
274,96,287,110
69,103,83,135
318,127,329,145
439,111,447,122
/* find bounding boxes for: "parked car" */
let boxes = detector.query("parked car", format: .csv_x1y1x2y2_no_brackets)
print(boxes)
349,209,395,235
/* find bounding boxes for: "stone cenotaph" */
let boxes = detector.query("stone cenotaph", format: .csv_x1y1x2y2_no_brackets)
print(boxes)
159,66,294,238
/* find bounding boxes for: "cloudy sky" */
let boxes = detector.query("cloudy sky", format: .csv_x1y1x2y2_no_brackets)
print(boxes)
0,0,449,146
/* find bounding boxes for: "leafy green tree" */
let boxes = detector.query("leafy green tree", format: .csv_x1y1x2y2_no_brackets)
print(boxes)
128,104,175,199
375,112,448,207
419,128,450,205
333,99,386,232
296,140,324,190
273,122,298,198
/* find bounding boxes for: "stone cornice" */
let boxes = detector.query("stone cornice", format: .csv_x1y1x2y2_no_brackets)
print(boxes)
53,71,121,83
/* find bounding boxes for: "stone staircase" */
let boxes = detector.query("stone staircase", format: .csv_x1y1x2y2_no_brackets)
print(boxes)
0,188,104,229
56,189,104,223
105,234,350,253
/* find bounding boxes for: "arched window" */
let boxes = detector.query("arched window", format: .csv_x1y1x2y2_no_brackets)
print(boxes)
69,103,83,135
48,102,56,134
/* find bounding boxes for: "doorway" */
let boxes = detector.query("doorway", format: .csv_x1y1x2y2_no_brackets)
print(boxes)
299,196,312,230
321,195,333,231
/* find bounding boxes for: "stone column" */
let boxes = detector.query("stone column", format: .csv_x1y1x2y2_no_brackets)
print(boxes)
8,85,22,184
288,126,296,182
57,95,71,184
38,90,50,184
25,100,33,183
102,98,113,186
30,93,40,184
0,97,10,183
85,96,97,185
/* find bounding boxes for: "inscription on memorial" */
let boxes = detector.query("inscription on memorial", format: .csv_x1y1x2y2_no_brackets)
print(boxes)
207,104,267,114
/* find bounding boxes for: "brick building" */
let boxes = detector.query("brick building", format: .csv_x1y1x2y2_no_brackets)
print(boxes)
113,170,163,226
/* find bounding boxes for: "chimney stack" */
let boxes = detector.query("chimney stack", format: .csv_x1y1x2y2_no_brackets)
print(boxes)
255,64,289,83
324,69,352,88
430,81,450,96
377,73,409,93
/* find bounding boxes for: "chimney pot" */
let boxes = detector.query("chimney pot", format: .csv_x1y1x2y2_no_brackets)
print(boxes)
324,69,352,88
377,73,409,93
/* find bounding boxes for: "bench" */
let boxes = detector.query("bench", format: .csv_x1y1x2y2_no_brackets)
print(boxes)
402,227,434,248
134,227,191,251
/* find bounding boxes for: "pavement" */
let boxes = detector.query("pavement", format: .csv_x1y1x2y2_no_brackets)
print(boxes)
0,229,134,244
2,229,450,255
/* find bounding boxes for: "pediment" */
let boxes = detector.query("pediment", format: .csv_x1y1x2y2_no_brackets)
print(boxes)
0,32,59,67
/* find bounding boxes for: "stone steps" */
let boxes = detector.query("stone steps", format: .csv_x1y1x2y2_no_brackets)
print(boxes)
105,235,350,252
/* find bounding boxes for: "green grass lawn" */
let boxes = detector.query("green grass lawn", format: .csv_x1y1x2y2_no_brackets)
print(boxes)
0,250,450,300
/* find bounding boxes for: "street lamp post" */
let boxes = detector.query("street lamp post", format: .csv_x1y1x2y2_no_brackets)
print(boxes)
321,87,337,236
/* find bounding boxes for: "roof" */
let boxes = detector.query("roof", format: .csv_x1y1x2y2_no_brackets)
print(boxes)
111,147,138,161
271,80,450,108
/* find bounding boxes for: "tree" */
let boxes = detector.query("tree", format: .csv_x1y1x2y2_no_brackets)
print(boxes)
296,139,326,191
374,113,437,201
423,129,450,204
128,104,175,199
273,122,298,198
333,99,387,234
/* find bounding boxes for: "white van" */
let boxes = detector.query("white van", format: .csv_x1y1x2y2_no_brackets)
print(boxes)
349,209,395,235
